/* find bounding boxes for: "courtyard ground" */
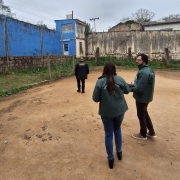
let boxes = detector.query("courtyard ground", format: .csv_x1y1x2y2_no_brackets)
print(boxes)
0,69,180,180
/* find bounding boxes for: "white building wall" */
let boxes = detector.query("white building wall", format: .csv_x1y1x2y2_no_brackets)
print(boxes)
76,23,86,58
145,24,180,30
76,39,85,58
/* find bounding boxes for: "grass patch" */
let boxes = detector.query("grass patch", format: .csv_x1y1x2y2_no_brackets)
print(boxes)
91,56,180,70
0,56,180,97
0,58,78,97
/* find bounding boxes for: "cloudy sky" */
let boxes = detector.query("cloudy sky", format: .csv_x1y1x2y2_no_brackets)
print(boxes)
4,0,180,31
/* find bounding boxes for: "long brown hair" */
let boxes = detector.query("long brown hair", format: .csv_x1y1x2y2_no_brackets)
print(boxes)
102,62,116,94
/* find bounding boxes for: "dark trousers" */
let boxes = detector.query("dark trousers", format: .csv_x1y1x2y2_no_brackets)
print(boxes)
77,79,85,92
136,101,155,137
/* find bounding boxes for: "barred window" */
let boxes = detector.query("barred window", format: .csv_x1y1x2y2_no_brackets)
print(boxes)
77,24,83,35
62,24,73,33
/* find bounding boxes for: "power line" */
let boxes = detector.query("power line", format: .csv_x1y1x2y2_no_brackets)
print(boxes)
9,6,54,22
5,0,64,18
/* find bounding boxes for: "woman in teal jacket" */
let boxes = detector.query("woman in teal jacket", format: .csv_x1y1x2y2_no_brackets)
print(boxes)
92,62,130,169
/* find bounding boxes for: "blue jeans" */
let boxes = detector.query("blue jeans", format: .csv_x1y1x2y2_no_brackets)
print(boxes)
101,114,124,160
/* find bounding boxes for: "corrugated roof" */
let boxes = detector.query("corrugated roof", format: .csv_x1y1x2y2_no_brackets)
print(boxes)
142,18,180,26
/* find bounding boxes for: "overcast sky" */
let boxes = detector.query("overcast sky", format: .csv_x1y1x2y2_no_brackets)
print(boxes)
4,0,180,31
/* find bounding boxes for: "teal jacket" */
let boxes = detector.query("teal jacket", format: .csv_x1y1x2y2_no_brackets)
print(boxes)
92,75,130,117
130,65,155,103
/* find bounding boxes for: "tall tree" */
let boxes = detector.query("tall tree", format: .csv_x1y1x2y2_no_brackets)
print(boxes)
161,14,180,21
132,9,155,23
120,9,155,23
84,22,93,35
0,0,14,17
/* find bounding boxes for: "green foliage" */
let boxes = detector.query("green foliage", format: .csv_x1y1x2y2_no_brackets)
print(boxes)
84,21,93,35
149,59,180,70
120,9,155,23
89,56,180,70
0,0,15,17
0,57,180,98
0,58,76,97
95,56,137,68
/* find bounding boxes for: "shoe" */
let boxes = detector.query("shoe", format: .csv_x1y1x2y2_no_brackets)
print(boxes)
82,91,85,93
132,133,147,140
117,151,122,160
108,159,114,169
77,89,80,93
147,132,157,138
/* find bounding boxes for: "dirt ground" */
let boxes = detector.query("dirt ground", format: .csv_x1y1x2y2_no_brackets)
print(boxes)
0,69,180,180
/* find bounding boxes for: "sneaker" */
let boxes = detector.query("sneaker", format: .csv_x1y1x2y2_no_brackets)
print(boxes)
132,133,147,140
147,132,157,138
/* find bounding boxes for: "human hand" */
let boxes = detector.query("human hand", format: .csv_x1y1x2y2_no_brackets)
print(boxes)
128,82,134,86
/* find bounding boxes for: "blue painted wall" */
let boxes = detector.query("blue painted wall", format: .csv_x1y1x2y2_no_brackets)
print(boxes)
7,18,41,56
55,19,76,56
0,16,80,57
0,18,6,57
0,16,62,57
43,29,61,55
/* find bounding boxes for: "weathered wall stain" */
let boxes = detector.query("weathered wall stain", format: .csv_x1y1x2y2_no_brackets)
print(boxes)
86,31,180,60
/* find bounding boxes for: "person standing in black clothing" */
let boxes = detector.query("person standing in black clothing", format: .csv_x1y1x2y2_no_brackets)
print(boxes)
75,57,89,93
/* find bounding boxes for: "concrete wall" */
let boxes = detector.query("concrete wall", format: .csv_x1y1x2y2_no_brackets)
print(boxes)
0,20,6,57
0,16,61,57
43,29,61,55
7,18,41,56
0,55,72,72
86,31,180,60
76,39,85,57
76,22,86,57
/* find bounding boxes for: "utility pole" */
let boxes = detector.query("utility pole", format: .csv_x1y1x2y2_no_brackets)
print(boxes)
90,17,99,32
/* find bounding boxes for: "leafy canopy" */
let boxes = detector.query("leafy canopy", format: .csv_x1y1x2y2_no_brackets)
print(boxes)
120,9,155,23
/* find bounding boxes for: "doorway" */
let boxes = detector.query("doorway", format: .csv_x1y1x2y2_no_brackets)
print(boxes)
64,44,69,55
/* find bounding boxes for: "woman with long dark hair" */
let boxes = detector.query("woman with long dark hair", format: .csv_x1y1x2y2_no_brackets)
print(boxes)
92,62,130,169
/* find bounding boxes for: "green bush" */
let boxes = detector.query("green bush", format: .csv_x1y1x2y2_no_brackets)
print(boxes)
0,56,180,98
91,56,180,70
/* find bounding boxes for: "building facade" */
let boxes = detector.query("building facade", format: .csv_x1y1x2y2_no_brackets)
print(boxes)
108,22,142,32
55,19,86,57
142,19,180,31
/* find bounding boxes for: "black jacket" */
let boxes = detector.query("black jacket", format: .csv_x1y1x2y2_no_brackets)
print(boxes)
75,61,89,80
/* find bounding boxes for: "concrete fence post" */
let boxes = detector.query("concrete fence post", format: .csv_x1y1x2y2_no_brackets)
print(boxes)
128,47,131,61
47,53,52,80
164,48,170,64
95,47,99,63
4,20,9,70
40,28,43,60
